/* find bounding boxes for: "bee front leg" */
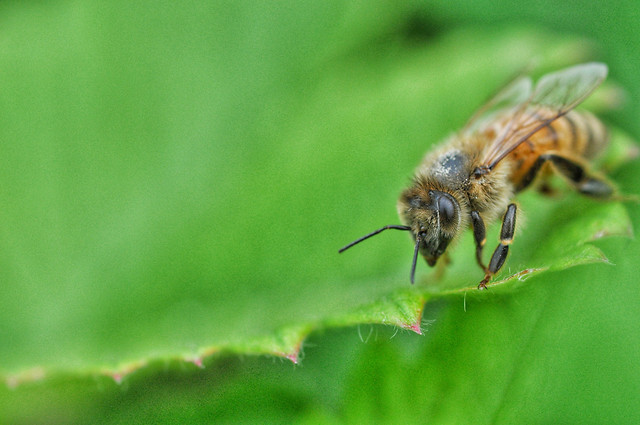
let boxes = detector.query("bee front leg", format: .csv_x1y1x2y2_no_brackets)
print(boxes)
478,203,517,290
471,211,487,272
433,252,451,280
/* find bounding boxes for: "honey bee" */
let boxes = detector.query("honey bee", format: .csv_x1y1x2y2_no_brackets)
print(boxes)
339,63,614,289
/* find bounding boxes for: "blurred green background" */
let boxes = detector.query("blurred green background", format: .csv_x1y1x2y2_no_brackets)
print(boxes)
0,0,639,423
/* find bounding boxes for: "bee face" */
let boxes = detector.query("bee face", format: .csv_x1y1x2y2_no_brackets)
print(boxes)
399,187,461,266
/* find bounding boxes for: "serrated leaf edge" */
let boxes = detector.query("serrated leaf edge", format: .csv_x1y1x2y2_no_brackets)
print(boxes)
1,221,632,388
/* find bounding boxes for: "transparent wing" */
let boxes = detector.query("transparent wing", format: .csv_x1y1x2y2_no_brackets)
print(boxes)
477,62,608,170
462,75,533,135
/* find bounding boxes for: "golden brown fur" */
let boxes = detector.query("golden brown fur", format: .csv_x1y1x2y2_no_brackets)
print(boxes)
502,110,608,188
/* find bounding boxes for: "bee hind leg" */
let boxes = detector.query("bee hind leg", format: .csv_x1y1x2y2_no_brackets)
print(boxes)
478,203,517,290
575,176,615,198
546,154,615,198
521,153,614,199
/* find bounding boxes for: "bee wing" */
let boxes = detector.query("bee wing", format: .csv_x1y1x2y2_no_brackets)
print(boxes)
478,62,608,169
462,75,533,135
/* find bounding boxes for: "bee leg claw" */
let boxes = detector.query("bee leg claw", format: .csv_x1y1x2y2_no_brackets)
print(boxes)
477,276,490,290
477,204,517,291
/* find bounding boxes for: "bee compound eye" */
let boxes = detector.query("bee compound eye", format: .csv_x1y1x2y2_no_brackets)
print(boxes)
437,195,456,223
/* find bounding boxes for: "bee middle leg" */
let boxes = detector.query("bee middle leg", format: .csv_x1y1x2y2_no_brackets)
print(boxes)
537,177,560,198
478,203,517,290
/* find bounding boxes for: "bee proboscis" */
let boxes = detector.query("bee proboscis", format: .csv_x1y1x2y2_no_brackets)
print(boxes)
339,63,615,289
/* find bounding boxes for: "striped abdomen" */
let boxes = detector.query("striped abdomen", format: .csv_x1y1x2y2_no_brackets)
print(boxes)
506,110,608,190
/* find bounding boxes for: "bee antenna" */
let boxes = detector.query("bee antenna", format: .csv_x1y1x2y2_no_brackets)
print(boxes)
410,236,420,284
338,225,411,253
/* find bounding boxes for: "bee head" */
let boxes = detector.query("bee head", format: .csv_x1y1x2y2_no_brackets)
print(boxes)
398,188,461,267
338,186,462,284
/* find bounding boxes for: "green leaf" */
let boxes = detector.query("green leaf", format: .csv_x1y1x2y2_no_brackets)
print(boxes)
0,1,638,423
